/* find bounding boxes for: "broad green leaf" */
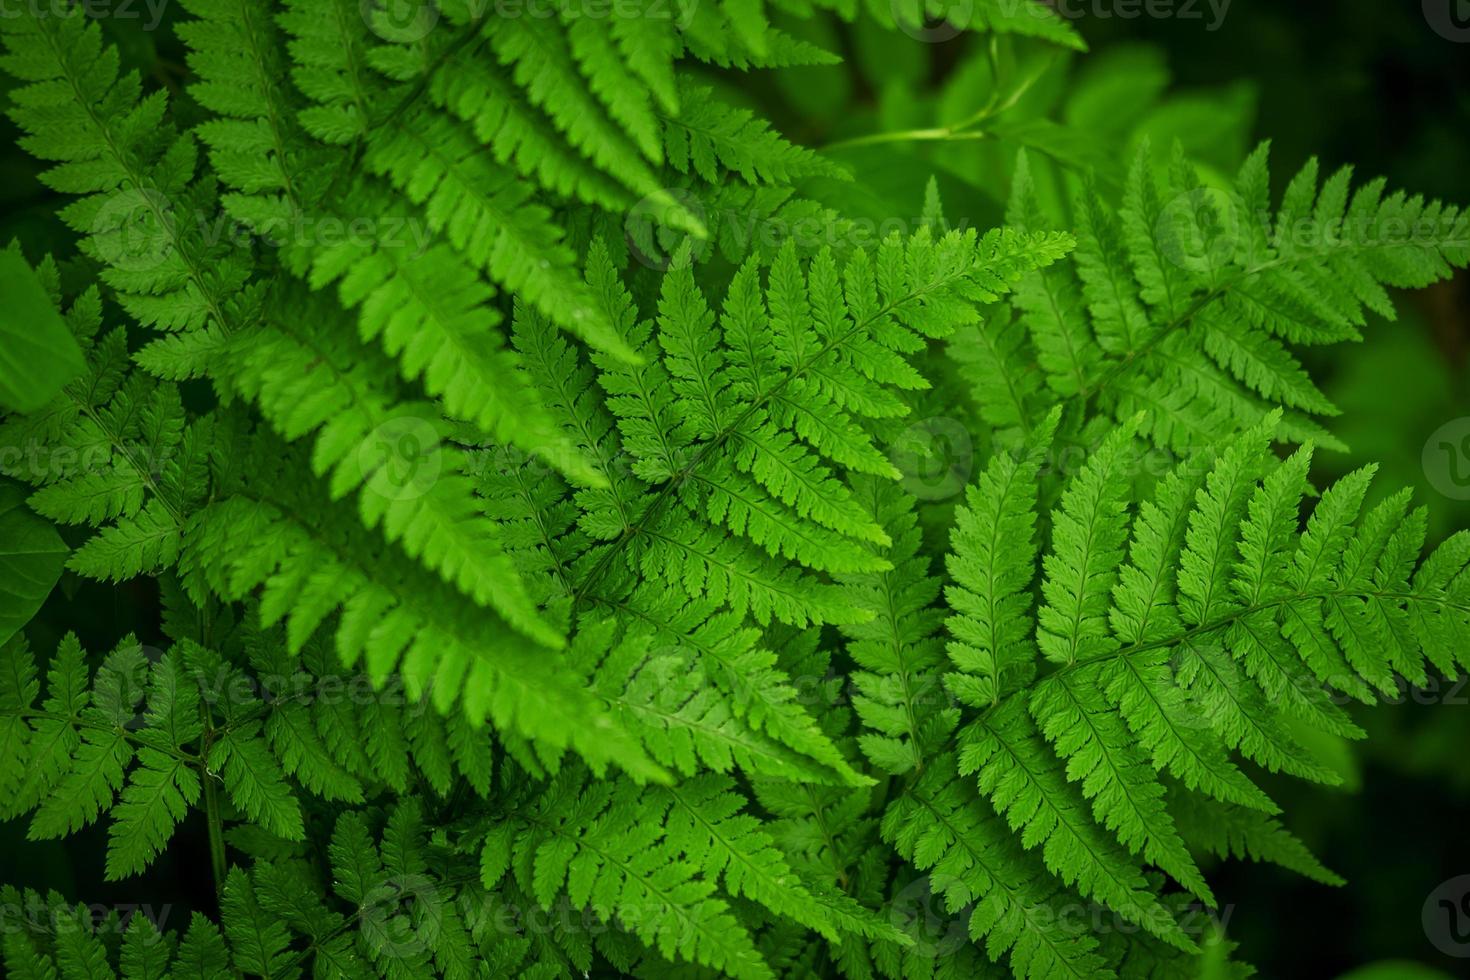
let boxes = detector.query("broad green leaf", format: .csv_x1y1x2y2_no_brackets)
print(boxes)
0,249,84,413
0,480,67,648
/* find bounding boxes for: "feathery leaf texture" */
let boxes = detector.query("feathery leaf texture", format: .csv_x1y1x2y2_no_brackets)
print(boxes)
0,2,1467,978
957,144,1468,453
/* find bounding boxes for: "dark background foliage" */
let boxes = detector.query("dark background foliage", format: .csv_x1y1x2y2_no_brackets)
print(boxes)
1081,4,1470,977
2,2,1466,976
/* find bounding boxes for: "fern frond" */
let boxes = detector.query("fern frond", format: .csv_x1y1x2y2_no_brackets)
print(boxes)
2,636,216,879
1,6,252,359
0,281,200,586
184,451,662,782
884,752,1112,979
916,410,1470,973
838,477,955,775
964,142,1469,453
484,767,775,979
569,227,1072,626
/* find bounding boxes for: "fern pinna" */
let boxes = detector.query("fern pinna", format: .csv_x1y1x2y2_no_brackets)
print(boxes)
0,1,1466,978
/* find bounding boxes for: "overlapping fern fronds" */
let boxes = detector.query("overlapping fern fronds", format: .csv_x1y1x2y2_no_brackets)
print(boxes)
878,410,1470,977
956,145,1469,454
1,1,1467,978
